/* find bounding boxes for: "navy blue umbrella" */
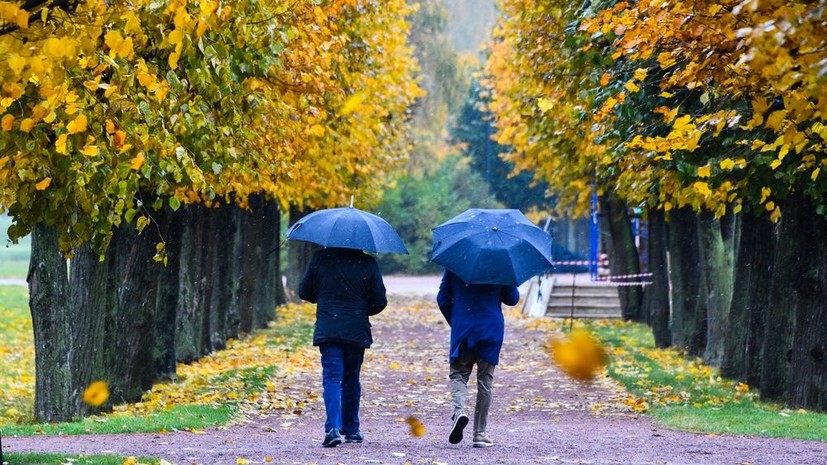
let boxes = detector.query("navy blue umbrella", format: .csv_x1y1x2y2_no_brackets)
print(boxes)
286,206,409,254
431,208,553,286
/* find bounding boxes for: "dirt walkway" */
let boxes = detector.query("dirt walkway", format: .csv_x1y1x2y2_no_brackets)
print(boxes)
5,285,827,465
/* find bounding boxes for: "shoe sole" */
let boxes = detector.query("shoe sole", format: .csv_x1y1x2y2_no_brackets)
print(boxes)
448,415,469,444
473,441,494,448
322,438,343,448
345,439,363,444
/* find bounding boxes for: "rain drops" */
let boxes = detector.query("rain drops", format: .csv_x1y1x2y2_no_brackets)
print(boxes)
547,330,607,381
82,380,110,407
405,415,426,437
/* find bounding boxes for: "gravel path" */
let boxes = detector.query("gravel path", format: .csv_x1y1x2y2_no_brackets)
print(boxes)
5,281,827,465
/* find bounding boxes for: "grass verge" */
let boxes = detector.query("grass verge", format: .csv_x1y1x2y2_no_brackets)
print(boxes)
0,214,29,279
582,319,827,442
4,453,165,465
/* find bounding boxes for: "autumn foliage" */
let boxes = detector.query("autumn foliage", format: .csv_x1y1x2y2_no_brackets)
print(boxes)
0,0,422,254
486,0,827,220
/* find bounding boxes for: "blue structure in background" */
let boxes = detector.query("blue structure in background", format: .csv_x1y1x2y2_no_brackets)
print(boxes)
589,191,599,280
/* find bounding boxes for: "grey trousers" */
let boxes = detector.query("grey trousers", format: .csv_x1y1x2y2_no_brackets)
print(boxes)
449,349,495,435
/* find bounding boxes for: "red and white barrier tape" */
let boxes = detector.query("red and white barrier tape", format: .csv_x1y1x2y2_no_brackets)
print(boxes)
551,260,593,266
594,272,653,281
592,281,653,287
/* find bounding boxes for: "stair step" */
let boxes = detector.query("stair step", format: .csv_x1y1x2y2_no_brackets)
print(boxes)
548,296,620,307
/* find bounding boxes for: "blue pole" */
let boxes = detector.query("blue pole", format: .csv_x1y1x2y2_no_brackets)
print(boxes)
589,191,599,280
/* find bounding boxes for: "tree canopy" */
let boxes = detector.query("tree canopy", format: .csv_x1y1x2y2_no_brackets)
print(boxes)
0,0,422,254
486,0,827,220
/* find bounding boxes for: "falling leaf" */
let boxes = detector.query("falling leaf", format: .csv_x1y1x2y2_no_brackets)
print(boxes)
405,415,426,437
547,329,607,381
83,380,110,407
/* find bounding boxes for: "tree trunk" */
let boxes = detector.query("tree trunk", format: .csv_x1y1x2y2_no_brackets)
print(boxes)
110,221,161,402
668,207,707,356
207,204,231,352
286,206,319,302
647,209,671,348
175,205,208,362
599,194,644,322
697,212,734,367
721,211,775,384
153,207,182,379
786,193,827,411
69,243,113,415
28,224,74,422
255,196,279,326
761,192,803,402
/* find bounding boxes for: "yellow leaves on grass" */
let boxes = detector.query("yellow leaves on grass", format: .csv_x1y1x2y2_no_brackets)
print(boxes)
83,380,110,407
546,329,607,381
405,415,426,437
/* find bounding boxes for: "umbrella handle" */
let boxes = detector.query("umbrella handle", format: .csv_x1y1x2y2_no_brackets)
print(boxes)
265,239,288,257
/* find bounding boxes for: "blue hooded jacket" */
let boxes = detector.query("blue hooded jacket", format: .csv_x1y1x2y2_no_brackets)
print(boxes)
436,270,520,365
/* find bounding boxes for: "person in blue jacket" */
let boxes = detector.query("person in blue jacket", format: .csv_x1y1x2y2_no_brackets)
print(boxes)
436,270,520,448
299,247,388,448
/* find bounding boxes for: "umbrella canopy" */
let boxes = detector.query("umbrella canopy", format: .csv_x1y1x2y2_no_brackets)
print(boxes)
286,206,409,254
431,208,553,286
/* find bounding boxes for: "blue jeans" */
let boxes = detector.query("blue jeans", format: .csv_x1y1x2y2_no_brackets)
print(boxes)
319,343,365,434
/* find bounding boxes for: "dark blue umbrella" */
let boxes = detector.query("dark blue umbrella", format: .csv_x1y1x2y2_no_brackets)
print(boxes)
431,208,553,286
286,206,409,254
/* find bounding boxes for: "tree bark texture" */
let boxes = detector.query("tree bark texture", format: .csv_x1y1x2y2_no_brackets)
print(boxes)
721,212,775,385
69,243,113,416
761,192,803,402
286,206,320,302
667,207,707,357
646,209,671,348
153,207,182,379
28,224,74,422
785,193,827,411
697,212,734,367
175,205,209,363
599,194,644,322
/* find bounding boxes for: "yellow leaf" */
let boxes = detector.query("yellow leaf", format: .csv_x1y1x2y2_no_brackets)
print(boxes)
697,165,711,178
812,168,820,181
83,380,110,407
122,457,137,465
548,330,607,381
624,79,640,93
761,186,771,203
719,158,735,170
770,159,781,170
35,177,51,190
765,110,786,131
340,92,367,115
659,91,674,98
80,145,99,157
55,134,68,154
765,201,775,211
693,181,712,197
19,118,34,132
1,114,13,131
537,97,554,113
236,459,251,464
131,151,145,170
308,124,325,137
633,68,647,81
599,72,610,87
67,114,88,134
405,416,426,437
169,52,180,69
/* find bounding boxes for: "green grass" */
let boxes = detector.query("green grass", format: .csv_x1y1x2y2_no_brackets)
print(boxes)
0,214,30,279
2,404,233,436
4,453,164,465
585,319,827,442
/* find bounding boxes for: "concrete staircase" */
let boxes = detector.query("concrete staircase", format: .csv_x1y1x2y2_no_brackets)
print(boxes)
545,275,622,319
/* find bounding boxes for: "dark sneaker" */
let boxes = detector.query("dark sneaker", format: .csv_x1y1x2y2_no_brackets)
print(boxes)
448,413,469,444
322,429,343,448
344,431,364,443
472,432,494,448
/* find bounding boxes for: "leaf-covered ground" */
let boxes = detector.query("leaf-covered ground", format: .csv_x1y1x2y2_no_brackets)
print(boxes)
6,287,827,465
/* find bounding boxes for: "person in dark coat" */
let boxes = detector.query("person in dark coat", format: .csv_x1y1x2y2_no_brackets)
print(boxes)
298,247,388,447
436,270,520,448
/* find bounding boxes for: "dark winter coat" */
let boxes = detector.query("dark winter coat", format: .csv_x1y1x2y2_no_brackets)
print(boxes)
436,270,520,365
298,248,387,348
